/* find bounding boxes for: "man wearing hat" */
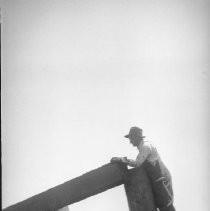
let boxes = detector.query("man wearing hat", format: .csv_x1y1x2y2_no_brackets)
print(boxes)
111,127,175,211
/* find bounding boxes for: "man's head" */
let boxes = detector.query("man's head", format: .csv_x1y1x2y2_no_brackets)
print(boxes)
124,127,145,147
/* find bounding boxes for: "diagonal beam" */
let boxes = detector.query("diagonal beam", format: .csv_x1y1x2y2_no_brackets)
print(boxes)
3,163,127,211
3,162,157,211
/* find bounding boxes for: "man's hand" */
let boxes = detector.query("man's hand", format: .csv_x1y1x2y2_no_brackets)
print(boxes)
111,157,128,164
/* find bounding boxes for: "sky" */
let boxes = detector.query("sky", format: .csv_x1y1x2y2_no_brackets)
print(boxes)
2,0,210,210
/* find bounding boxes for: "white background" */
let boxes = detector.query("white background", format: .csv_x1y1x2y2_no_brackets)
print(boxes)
2,0,210,210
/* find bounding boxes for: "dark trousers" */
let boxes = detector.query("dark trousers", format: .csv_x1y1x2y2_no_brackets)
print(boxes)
152,176,176,211
143,161,175,211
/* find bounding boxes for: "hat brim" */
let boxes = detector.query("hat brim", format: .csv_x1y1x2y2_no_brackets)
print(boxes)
124,135,145,139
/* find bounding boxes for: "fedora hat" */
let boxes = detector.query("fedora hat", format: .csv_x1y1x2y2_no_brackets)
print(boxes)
124,127,145,139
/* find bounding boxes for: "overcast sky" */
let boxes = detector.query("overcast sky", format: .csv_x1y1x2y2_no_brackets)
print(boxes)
2,0,210,210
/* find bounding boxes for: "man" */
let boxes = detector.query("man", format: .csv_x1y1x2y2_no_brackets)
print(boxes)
111,126,175,211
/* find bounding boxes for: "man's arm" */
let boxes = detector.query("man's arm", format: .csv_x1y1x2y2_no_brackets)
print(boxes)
124,158,139,167
111,145,150,168
111,157,139,168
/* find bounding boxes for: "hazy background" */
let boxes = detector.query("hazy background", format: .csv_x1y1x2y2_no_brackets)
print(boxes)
2,0,210,210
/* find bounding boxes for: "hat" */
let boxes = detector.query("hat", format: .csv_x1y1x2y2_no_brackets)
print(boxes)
124,127,145,139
